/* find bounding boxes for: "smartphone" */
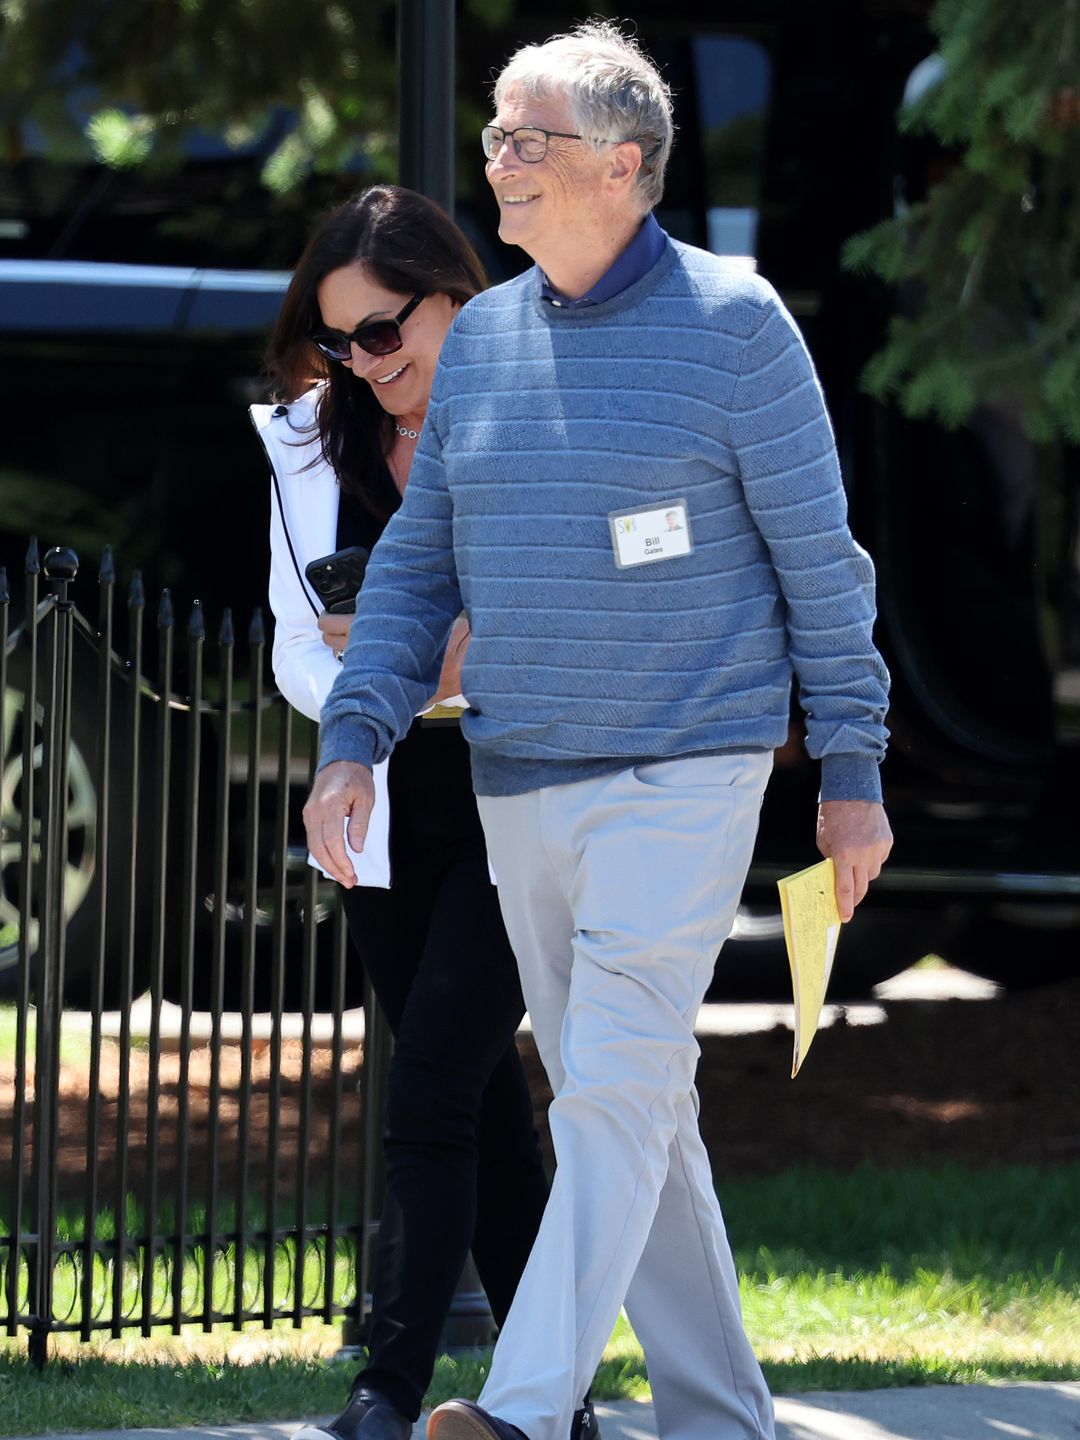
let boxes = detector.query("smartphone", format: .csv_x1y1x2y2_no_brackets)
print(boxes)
304,545,370,614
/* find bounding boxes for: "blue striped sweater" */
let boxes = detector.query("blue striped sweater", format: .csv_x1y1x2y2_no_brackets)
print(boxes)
319,238,890,802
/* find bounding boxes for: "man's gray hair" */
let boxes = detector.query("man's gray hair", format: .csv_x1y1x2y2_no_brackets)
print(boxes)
493,19,674,212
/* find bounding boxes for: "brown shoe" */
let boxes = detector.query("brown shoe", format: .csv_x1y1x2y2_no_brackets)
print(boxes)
427,1398,528,1440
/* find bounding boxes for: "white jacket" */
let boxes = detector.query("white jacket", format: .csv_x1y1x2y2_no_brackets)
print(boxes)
251,391,393,887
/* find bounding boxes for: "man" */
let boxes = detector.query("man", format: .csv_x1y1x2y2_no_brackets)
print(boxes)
305,20,892,1440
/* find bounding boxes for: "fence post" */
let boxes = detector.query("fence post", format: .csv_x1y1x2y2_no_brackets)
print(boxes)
172,600,205,1333
141,588,174,1335
203,607,234,1331
264,692,293,1331
234,607,264,1327
0,559,19,1341
81,547,115,1340
27,545,78,1368
110,571,144,1338
11,542,40,1350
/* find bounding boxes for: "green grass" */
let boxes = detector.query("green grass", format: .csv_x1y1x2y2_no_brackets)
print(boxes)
0,1348,349,1436
733,1163,1080,1380
0,1004,94,1070
1,1163,1078,1433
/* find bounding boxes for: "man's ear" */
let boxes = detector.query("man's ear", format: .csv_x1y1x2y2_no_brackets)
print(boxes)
607,140,643,192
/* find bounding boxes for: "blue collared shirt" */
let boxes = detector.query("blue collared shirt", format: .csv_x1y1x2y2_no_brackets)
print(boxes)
540,211,668,308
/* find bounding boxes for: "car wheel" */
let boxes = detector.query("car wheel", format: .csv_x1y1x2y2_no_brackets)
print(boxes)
1,681,99,996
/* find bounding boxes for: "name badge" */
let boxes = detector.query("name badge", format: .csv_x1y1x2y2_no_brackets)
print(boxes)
608,500,693,570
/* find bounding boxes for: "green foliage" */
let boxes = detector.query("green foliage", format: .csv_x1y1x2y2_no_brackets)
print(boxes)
844,0,1080,439
0,0,511,192
86,109,155,168
0,0,398,180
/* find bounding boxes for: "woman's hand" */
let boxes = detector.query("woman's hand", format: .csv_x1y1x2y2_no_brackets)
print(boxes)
318,610,353,659
431,615,471,703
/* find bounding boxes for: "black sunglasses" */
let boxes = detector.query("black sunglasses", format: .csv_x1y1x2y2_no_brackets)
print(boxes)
310,292,425,361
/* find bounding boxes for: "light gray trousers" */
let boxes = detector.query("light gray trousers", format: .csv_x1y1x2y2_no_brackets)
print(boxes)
475,753,776,1440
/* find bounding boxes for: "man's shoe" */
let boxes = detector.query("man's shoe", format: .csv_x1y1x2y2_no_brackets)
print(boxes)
293,1385,411,1440
570,1398,601,1440
427,1398,527,1440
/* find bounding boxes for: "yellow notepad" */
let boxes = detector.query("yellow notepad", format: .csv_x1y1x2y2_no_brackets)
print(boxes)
776,858,842,1077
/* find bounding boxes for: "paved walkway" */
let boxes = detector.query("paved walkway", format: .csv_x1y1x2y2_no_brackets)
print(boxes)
13,1385,1080,1440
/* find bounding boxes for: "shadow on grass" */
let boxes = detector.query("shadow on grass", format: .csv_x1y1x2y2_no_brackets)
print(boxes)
725,1163,1080,1288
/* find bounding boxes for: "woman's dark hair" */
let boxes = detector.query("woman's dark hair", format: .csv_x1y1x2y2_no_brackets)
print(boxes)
265,184,487,517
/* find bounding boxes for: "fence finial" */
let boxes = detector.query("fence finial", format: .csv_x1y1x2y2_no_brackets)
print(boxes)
219,607,235,647
188,599,205,640
43,546,79,583
25,536,40,573
249,606,265,646
129,570,146,609
99,546,116,585
0,566,8,605
158,589,175,628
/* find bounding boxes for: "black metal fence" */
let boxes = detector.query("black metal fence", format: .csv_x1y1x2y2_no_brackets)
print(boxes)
0,539,376,1364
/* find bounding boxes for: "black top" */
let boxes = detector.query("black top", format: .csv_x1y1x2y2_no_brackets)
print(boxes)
335,480,396,554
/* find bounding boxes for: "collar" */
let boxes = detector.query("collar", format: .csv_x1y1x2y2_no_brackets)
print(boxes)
540,212,668,309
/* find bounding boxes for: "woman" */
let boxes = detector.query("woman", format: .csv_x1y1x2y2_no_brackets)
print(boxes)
255,186,596,1440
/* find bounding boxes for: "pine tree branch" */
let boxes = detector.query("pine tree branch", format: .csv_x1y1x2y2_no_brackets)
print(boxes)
845,0,1080,441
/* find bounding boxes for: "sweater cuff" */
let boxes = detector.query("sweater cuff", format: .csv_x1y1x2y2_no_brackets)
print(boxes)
819,753,883,804
317,716,380,774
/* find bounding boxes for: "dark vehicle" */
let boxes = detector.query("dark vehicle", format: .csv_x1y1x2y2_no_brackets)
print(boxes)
2,1,1077,997
0,259,295,997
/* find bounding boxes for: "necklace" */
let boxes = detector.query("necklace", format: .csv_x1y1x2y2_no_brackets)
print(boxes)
394,422,420,440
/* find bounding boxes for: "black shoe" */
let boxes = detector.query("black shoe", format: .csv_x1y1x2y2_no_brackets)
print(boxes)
294,1385,412,1440
570,1397,601,1440
427,1398,527,1440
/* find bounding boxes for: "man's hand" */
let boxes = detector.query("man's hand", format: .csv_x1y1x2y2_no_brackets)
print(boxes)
431,615,471,704
303,761,376,888
317,610,353,659
816,800,893,922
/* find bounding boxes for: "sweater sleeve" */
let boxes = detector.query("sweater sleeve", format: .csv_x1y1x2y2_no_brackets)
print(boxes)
317,393,463,772
729,289,890,803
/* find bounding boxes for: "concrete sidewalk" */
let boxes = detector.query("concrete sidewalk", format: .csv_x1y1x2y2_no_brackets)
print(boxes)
13,1385,1080,1440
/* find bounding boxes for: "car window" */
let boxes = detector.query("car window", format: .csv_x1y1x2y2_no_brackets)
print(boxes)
692,35,771,267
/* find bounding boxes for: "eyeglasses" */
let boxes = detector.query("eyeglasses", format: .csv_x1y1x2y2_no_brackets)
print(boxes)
309,293,425,361
481,125,618,163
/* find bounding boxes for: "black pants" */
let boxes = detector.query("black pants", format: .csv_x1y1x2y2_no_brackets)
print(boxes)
341,723,549,1421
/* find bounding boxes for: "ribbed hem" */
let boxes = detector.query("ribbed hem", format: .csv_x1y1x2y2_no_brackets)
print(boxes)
471,745,770,798
819,753,883,803
317,715,380,773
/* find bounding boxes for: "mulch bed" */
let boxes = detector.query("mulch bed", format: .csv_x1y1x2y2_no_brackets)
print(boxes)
3,976,1077,1219
520,975,1080,1179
